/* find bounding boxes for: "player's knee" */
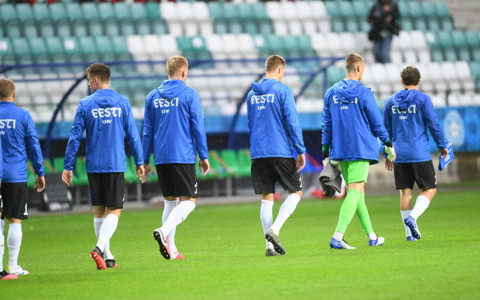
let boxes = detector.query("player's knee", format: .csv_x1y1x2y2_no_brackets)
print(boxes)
422,188,436,199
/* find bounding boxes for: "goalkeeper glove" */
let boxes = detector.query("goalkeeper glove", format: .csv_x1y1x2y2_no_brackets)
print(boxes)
322,145,330,159
384,141,396,161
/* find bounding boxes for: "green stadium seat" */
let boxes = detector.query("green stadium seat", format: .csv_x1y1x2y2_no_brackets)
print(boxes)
62,37,83,63
397,2,410,19
125,156,139,183
28,37,50,67
130,3,150,35
431,48,444,62
77,36,101,63
444,48,457,62
283,35,300,58
73,157,88,186
0,4,20,33
11,38,33,66
331,19,344,33
400,18,414,31
16,4,35,26
93,36,114,62
88,23,104,37
24,23,38,38
98,3,115,22
82,2,100,22
45,36,67,63
130,3,146,21
220,149,250,178
327,66,346,86
414,19,428,32
49,3,68,24
427,18,441,31
408,2,423,19
465,31,480,49
33,3,55,37
0,38,16,66
345,19,359,32
53,157,65,174
105,23,121,37
258,20,273,35
338,1,355,19
352,1,369,19
113,2,131,22
145,2,160,20
325,1,341,18
27,162,36,189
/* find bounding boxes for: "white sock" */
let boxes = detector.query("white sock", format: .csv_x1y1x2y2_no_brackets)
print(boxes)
96,214,119,253
401,210,413,237
368,233,377,240
260,200,274,250
160,200,195,237
163,200,178,253
333,231,344,241
270,193,301,235
94,218,114,260
7,223,22,270
410,195,431,220
0,219,4,271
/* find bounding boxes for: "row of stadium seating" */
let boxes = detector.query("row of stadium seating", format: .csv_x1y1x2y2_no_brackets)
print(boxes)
27,150,253,188
0,0,454,39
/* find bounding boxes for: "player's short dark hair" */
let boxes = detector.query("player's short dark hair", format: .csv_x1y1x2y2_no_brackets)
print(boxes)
166,56,188,77
86,63,110,83
0,79,15,99
345,53,364,72
265,55,286,73
401,66,421,86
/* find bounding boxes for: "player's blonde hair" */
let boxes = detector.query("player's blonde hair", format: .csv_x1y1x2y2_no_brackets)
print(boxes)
166,56,189,77
0,79,15,100
345,53,364,73
265,55,286,73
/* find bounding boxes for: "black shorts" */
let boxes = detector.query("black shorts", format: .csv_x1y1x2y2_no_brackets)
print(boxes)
394,160,437,190
251,157,302,194
1,182,29,220
156,164,197,198
87,173,125,208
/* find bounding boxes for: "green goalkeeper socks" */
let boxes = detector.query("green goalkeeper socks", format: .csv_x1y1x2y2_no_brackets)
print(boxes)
335,189,361,233
356,193,374,235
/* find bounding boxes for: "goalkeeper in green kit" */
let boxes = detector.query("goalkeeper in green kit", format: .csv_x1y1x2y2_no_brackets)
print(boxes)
322,54,396,249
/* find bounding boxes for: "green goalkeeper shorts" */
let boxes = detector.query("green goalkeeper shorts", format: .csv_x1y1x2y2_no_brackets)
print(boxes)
340,161,370,185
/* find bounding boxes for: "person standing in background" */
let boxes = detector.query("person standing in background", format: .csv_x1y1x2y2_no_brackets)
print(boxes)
368,0,400,63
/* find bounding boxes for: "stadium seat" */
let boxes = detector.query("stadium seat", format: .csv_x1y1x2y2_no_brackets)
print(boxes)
161,2,184,36
0,38,15,66
15,4,36,37
11,38,34,71
62,37,83,63
192,2,213,36
77,36,101,63
32,4,54,37
0,4,21,38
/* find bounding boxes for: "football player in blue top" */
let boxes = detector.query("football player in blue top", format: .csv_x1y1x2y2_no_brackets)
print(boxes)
63,63,145,270
0,78,45,278
246,55,306,256
322,53,394,250
143,56,210,260
384,66,448,241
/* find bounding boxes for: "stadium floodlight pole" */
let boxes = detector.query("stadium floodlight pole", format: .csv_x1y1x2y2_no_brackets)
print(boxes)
44,74,87,160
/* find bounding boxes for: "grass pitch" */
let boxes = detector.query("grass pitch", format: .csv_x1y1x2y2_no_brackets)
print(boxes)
2,189,480,299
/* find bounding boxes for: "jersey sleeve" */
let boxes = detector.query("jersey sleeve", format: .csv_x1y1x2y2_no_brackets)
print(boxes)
321,89,333,146
363,89,390,144
189,90,208,160
142,96,154,164
383,99,393,142
423,96,448,149
64,103,85,171
123,99,144,166
25,112,45,176
281,87,306,154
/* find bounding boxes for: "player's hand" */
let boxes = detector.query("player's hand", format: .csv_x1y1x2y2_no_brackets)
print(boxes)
385,158,393,171
136,165,146,183
144,164,151,178
440,148,448,158
385,145,396,162
62,170,73,187
35,175,46,192
199,159,210,176
296,154,306,173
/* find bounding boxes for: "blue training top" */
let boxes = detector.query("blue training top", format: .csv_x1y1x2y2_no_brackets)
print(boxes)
246,78,306,159
142,79,208,165
64,89,144,173
0,101,45,182
322,79,390,164
384,89,448,163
